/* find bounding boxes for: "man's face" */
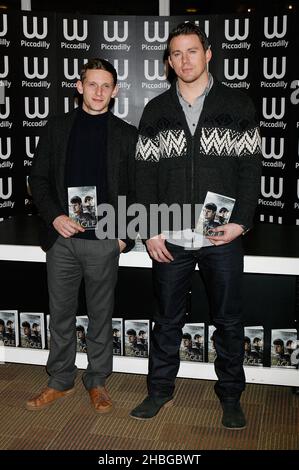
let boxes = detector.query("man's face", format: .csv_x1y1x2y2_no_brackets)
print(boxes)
182,338,191,348
72,202,81,214
204,208,215,220
76,69,118,115
274,344,283,354
128,334,135,343
24,326,30,336
85,198,93,207
168,33,211,85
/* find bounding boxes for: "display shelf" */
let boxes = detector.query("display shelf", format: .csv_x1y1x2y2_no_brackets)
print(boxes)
0,216,298,387
1,346,298,387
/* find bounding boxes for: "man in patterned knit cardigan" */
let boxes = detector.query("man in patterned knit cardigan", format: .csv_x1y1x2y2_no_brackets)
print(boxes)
130,22,262,429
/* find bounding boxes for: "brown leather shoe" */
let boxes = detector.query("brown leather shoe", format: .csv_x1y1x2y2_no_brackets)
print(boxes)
26,386,75,411
88,386,113,413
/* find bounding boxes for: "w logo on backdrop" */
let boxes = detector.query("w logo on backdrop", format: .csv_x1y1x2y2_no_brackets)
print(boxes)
0,97,10,119
64,96,79,114
261,176,283,199
224,58,249,80
263,57,286,80
262,97,285,120
113,60,128,81
63,58,88,80
262,137,284,160
114,97,129,119
193,20,210,39
0,14,7,37
224,18,249,41
264,15,287,39
24,97,49,119
0,56,8,78
22,16,48,39
0,177,12,200
144,21,169,42
23,57,48,79
62,19,88,41
103,21,128,42
144,60,165,81
25,136,40,158
0,137,11,160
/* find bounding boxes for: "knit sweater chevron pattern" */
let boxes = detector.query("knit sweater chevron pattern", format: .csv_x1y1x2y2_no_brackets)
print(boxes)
135,79,262,236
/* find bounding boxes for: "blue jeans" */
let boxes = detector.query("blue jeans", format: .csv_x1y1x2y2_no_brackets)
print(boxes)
148,238,245,402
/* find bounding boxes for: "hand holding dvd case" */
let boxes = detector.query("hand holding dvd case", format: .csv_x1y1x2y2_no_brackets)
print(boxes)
195,191,235,237
68,186,98,230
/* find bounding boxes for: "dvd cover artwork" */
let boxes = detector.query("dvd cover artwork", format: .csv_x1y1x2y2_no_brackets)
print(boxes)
124,319,149,358
76,316,88,353
244,326,264,366
112,318,123,356
46,315,50,350
208,325,217,363
195,191,235,236
180,323,205,362
68,186,98,230
271,329,298,368
19,312,45,349
0,310,18,347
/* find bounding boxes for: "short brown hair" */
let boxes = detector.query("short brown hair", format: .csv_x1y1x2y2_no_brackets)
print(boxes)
167,21,210,53
80,58,117,85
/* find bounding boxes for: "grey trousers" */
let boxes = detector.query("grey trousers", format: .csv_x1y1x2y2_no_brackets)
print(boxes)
46,236,119,391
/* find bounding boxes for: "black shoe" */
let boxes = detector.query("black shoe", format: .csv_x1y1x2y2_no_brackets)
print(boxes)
130,395,174,420
221,401,246,430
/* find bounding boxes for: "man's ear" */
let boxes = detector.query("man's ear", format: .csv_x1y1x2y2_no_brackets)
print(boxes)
206,47,212,65
168,55,174,70
76,80,83,95
111,84,119,99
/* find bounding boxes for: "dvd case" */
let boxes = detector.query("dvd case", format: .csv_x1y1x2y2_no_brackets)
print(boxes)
76,316,88,353
46,314,50,350
208,325,217,363
271,329,298,368
68,186,98,230
124,319,149,358
112,318,123,356
244,326,264,366
19,312,45,349
195,191,235,236
0,310,18,347
180,323,205,362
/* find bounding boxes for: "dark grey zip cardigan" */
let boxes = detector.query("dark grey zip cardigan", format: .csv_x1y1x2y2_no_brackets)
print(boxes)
135,79,262,238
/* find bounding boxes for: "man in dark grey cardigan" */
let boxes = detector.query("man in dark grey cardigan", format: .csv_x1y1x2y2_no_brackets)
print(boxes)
27,58,137,413
130,22,262,428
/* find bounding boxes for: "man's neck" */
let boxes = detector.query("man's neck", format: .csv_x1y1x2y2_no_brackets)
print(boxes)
178,72,209,105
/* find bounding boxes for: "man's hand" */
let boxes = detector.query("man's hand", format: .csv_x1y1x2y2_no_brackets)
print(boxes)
118,240,126,253
206,223,244,246
53,215,85,238
145,234,174,263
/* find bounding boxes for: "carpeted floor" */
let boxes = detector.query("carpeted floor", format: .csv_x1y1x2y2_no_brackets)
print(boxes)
0,362,298,451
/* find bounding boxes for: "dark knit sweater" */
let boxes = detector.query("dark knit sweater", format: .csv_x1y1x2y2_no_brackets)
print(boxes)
66,108,108,240
135,79,262,238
